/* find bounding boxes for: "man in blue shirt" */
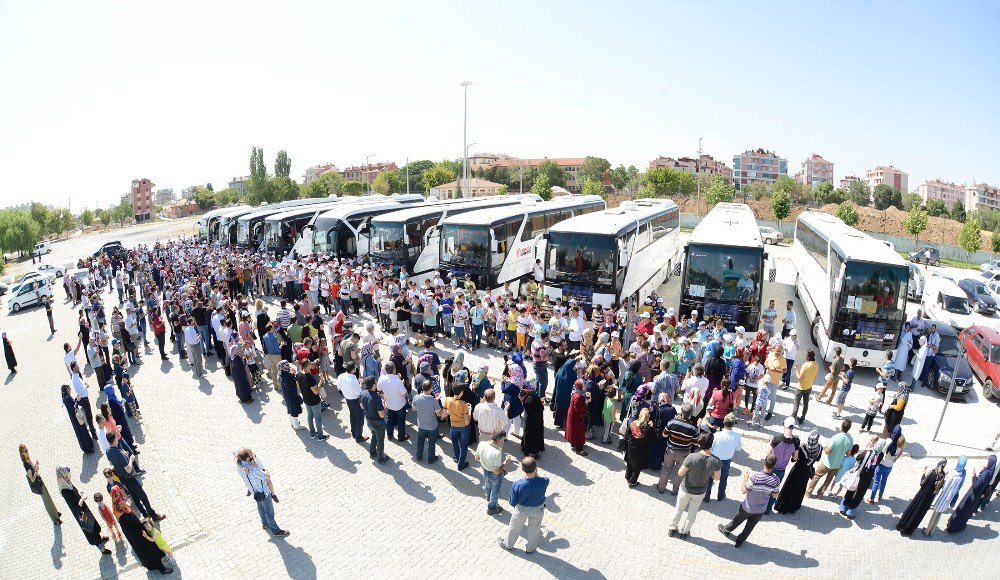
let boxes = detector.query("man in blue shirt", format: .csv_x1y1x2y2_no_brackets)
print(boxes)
262,325,283,385
498,457,549,554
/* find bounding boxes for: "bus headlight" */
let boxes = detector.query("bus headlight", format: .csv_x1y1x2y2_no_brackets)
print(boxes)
842,329,851,337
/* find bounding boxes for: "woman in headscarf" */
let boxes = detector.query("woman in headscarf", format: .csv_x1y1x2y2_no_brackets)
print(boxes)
896,459,947,536
882,384,909,438
111,485,173,574
56,466,111,554
870,426,906,503
520,379,546,458
625,408,653,488
594,333,611,367
946,455,996,533
20,444,61,525
979,454,1000,513
62,384,96,453
617,360,642,423
585,366,607,440
580,326,596,363
232,343,255,404
646,392,677,470
925,456,967,536
102,383,136,449
704,344,727,402
474,365,492,400
776,429,823,514
278,359,304,429
839,436,884,519
750,330,769,366
508,352,527,388
910,335,930,389
553,358,580,429
3,332,16,373
565,379,589,456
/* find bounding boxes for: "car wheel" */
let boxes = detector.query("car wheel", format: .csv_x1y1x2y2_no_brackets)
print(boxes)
932,260,940,267
11,303,20,313
986,379,996,400
765,237,773,245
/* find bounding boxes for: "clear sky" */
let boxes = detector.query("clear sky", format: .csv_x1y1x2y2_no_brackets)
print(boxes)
1,0,998,210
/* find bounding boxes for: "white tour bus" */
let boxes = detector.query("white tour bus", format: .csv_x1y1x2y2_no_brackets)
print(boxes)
679,203,766,330
792,211,908,366
543,199,681,310
234,196,339,248
199,205,250,241
307,194,427,258
214,206,264,245
438,195,606,295
369,194,541,286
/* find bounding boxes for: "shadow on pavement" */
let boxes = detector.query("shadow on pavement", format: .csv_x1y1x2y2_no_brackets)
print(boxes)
686,534,820,568
271,539,317,580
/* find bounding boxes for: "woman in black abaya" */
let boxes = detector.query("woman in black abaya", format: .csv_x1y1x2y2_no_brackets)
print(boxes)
896,459,946,536
775,430,822,514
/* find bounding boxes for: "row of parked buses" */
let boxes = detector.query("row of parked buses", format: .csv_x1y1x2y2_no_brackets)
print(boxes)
200,194,922,369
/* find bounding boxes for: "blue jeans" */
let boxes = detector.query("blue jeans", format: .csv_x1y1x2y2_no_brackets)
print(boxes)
198,325,212,354
387,408,406,439
534,362,548,398
704,457,731,501
256,494,281,533
483,470,503,510
839,497,858,518
415,428,438,461
450,424,471,466
471,323,483,349
367,419,387,459
306,403,323,437
782,358,794,386
870,463,893,501
767,468,786,513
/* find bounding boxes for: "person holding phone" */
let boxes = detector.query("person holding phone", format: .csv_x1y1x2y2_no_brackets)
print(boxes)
234,447,289,537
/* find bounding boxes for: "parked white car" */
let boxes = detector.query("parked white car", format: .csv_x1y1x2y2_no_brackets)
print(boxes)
33,263,65,277
981,259,1000,273
7,279,52,313
758,226,783,245
33,241,52,256
922,275,977,331
14,270,56,286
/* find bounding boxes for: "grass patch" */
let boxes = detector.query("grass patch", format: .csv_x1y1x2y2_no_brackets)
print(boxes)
896,251,979,271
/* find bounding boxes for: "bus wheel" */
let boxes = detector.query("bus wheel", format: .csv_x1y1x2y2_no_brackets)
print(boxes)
793,275,799,298
811,317,820,347
985,379,996,400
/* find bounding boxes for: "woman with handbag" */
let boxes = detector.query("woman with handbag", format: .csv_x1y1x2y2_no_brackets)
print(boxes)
56,466,111,554
625,408,654,488
775,430,823,514
62,384,95,454
839,436,884,519
20,445,61,525
111,485,173,574
896,459,947,536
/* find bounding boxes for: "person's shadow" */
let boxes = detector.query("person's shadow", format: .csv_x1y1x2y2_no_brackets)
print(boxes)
686,535,820,568
272,539,317,580
50,524,64,569
4,372,15,385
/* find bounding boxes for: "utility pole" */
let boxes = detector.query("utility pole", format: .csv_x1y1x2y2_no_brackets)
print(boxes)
697,137,703,212
461,81,472,199
406,156,410,194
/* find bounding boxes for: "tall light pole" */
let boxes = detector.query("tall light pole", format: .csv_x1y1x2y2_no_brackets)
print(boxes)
464,142,477,198
365,153,376,194
460,81,472,199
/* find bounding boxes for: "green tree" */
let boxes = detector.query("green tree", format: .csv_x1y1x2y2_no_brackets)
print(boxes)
959,215,982,260
992,227,1000,256
497,184,508,195
112,200,133,226
193,187,217,210
0,210,41,256
422,163,456,193
609,165,639,192
80,209,94,227
578,156,611,185
399,160,435,192
531,174,553,201
274,150,291,178
98,209,112,227
270,176,299,202
580,178,606,199
206,183,213,192
214,188,239,206
745,181,770,201
924,198,949,217
639,167,697,198
439,159,463,177
342,180,367,196
47,208,73,238
535,160,567,188
904,205,929,245
849,180,871,207
372,170,407,194
812,182,839,205
836,202,859,227
872,184,902,210
245,146,273,205
771,190,791,227
773,175,806,204
952,200,966,222
303,171,345,198
702,175,736,206
30,202,50,238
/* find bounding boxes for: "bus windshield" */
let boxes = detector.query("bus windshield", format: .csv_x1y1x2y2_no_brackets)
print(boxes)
370,223,406,263
547,232,615,288
832,261,907,349
684,244,761,302
237,220,251,244
441,224,489,268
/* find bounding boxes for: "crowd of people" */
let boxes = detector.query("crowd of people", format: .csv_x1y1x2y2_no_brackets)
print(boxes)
15,235,1000,571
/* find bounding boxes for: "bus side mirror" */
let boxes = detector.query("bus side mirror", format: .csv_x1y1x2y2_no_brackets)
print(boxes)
619,252,628,268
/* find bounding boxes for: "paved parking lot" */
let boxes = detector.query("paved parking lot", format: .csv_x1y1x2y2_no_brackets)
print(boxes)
1,234,998,579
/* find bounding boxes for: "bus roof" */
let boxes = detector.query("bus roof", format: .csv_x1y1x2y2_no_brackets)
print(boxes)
688,203,763,250
440,195,606,227
202,205,252,222
547,198,678,238
370,194,541,225
797,211,907,266
312,199,422,224
237,196,341,224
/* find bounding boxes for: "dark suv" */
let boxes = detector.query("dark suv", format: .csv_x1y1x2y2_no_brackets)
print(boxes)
93,241,125,258
916,322,973,399
908,246,940,266
958,278,998,315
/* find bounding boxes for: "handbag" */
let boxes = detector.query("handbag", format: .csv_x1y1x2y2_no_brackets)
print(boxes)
75,403,86,426
841,464,862,492
617,399,635,436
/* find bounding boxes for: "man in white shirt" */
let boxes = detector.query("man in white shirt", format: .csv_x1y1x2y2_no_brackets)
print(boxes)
533,259,544,283
568,307,585,350
64,342,81,375
781,301,796,339
474,389,508,442
338,370,367,443
782,330,798,389
70,362,99,439
378,363,409,441
183,318,204,377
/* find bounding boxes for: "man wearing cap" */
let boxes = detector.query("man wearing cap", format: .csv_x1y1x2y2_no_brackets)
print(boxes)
653,297,667,324
636,312,654,338
704,413,742,502
781,330,798,389
639,298,654,317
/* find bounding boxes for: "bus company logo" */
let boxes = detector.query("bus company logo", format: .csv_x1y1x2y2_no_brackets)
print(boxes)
884,334,895,341
516,246,532,257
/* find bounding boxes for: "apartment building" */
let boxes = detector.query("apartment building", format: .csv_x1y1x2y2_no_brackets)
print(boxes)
487,157,587,191
917,179,965,206
795,154,834,188
431,178,504,200
343,162,398,184
732,148,787,190
303,163,340,184
228,177,249,198
130,178,155,223
965,183,1000,212
649,154,733,181
865,165,908,194
840,176,863,191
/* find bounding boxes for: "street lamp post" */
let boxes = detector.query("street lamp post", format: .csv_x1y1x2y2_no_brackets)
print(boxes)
464,142,477,198
460,81,472,199
365,153,376,195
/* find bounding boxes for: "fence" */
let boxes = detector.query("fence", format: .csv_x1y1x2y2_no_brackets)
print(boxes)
679,212,992,265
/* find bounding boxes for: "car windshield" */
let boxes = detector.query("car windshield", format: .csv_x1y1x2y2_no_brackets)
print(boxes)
547,232,615,287
441,224,489,267
943,295,972,315
938,334,962,358
973,283,989,295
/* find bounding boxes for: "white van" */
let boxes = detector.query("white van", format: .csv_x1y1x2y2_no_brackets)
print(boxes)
7,279,53,313
922,275,976,330
33,241,52,256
